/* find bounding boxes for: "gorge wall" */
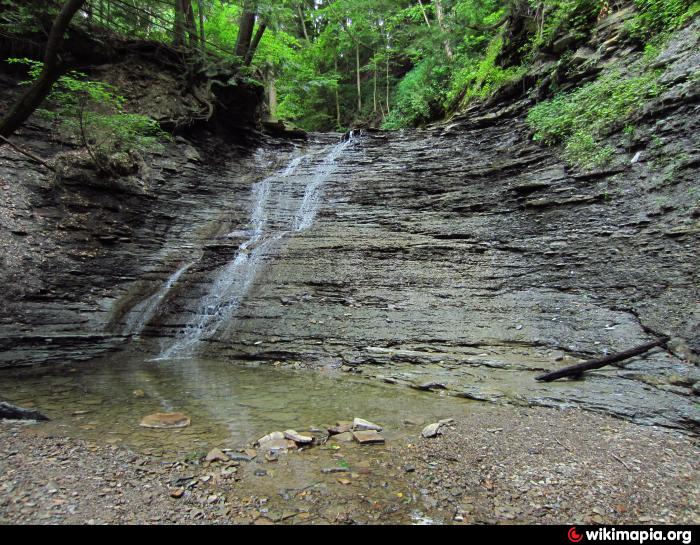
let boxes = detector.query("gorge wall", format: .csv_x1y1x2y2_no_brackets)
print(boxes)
0,15,698,432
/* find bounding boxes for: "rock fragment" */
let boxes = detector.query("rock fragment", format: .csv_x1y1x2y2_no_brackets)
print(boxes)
283,430,313,444
352,430,385,444
205,448,229,463
421,422,443,438
352,418,383,431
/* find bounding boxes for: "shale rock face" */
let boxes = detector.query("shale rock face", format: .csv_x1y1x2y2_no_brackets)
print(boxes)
0,19,698,433
153,23,698,432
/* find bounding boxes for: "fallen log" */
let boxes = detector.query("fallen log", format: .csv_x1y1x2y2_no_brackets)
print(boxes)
0,401,49,421
535,336,670,382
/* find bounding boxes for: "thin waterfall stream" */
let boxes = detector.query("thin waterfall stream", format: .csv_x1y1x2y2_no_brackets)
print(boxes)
157,134,357,359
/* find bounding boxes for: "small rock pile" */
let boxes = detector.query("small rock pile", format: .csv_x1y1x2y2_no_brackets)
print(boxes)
254,417,386,456
329,418,385,445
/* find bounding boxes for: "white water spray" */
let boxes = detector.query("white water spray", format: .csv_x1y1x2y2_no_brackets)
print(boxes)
159,135,356,359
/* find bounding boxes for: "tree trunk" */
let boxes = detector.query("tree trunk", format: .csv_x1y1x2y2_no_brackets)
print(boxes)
244,22,266,66
417,0,431,27
268,72,277,120
373,60,377,113
434,0,454,60
385,50,390,114
356,43,362,114
535,337,670,382
173,0,185,47
297,3,310,42
0,402,49,421
234,1,257,60
197,0,205,47
184,0,197,48
334,56,341,129
0,0,86,138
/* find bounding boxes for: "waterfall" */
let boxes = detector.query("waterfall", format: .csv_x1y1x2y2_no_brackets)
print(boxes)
122,260,196,338
159,134,356,359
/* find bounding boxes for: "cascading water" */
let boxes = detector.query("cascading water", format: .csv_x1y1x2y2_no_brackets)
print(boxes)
159,133,357,359
123,260,196,338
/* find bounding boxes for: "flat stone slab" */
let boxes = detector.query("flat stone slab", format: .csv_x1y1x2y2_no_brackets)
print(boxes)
353,430,385,444
328,421,353,435
256,431,285,444
139,412,190,429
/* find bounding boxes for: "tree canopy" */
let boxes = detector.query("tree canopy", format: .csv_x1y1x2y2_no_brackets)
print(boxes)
2,0,697,133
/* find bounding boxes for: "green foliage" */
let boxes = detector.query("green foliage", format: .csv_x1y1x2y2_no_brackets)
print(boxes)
9,58,168,171
526,70,663,167
383,59,451,129
0,0,58,35
625,0,699,37
524,0,603,57
4,0,694,134
447,35,527,109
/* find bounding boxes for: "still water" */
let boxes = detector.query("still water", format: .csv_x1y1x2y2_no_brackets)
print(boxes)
0,354,471,456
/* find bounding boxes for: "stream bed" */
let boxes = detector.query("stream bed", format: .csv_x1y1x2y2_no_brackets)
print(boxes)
0,352,471,456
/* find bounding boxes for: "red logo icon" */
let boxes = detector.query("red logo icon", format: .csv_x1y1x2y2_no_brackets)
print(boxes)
568,527,584,543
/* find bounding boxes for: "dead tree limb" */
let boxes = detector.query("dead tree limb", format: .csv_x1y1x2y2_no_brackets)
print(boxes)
0,135,55,171
535,336,670,382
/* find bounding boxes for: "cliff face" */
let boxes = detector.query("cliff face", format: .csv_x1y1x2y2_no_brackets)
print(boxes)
0,32,275,366
0,16,698,431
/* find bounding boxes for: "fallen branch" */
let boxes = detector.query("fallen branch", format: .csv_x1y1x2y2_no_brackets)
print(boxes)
0,134,55,172
611,453,632,471
0,401,49,421
535,336,670,382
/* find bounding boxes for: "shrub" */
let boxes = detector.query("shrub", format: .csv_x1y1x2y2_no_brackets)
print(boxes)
526,70,663,167
382,59,451,129
626,0,699,37
9,58,169,173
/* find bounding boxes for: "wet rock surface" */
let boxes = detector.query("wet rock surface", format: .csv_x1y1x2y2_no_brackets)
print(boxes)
0,19,698,438
163,27,697,431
